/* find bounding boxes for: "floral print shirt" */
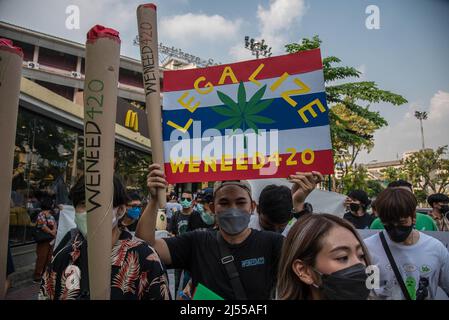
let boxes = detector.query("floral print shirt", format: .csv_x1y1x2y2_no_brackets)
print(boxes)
39,229,171,300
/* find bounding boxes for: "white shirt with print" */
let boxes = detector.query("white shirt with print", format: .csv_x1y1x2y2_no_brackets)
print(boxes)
364,231,449,300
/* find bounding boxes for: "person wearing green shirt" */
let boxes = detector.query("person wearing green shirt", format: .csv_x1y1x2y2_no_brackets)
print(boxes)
370,179,438,231
370,212,438,231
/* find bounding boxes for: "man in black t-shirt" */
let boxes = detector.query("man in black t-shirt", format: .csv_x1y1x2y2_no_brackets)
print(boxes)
343,189,374,229
137,164,307,300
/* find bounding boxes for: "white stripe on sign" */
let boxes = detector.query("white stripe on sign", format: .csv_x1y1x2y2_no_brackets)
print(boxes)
163,125,332,162
163,69,325,111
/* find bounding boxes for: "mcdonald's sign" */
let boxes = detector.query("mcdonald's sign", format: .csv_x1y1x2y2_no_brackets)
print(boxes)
125,110,139,132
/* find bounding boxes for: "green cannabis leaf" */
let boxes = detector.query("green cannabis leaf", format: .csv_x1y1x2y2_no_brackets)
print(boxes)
212,82,275,135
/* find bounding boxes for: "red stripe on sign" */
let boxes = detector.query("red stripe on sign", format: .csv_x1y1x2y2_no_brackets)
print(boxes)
163,49,323,93
164,149,334,184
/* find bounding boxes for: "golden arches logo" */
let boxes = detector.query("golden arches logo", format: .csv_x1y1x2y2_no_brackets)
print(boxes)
125,110,139,132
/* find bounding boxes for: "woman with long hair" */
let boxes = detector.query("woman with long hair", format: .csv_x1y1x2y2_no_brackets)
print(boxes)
276,213,372,300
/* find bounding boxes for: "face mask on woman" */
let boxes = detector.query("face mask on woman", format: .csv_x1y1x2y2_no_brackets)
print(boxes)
312,263,370,300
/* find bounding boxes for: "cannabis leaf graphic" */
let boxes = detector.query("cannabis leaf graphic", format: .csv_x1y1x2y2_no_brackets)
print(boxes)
212,82,275,135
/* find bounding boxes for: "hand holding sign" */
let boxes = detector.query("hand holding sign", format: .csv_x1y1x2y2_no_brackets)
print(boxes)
289,171,323,212
146,163,168,198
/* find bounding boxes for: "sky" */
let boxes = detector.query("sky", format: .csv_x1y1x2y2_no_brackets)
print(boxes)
1,0,448,163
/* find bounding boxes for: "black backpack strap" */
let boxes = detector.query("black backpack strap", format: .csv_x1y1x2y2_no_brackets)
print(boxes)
379,232,412,300
216,232,247,300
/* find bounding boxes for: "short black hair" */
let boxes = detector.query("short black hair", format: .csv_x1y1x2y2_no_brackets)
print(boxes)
127,192,142,202
40,196,54,211
182,190,193,196
427,193,449,207
69,175,129,208
259,185,293,224
387,180,413,191
347,189,371,208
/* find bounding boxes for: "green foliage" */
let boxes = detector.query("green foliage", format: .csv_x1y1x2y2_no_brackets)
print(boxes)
367,180,385,198
380,166,408,185
402,146,449,194
285,35,408,187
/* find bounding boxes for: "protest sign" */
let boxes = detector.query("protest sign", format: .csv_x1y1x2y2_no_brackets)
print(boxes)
83,25,121,299
163,49,334,183
0,39,22,299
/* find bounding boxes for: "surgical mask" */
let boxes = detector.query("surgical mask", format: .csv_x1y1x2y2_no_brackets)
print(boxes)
75,212,88,238
127,206,142,220
313,263,370,300
384,224,414,243
350,203,360,213
217,208,250,235
197,203,215,225
180,199,192,209
112,207,126,228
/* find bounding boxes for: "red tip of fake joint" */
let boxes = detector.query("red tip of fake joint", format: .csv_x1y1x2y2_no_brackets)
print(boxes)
141,3,157,10
86,25,121,44
0,38,24,57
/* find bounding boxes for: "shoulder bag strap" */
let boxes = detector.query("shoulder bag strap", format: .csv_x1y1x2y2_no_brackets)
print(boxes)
379,231,412,300
216,232,247,300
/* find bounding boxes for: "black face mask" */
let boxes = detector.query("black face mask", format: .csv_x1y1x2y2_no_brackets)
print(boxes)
439,205,449,215
349,203,360,213
384,224,414,242
314,263,370,300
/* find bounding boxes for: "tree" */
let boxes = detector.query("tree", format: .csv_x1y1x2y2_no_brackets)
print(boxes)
341,165,369,194
380,166,408,185
402,146,449,194
285,36,408,178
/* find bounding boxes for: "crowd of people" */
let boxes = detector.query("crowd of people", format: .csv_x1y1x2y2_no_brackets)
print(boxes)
7,166,448,300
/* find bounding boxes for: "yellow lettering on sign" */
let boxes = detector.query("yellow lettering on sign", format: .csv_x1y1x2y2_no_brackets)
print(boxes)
236,154,248,170
170,160,186,173
220,154,233,171
248,64,265,86
194,76,214,95
188,157,200,173
280,78,311,107
270,72,289,92
177,91,200,113
252,152,265,170
218,66,238,85
297,99,326,123
301,149,315,165
204,158,217,172
267,152,281,167
167,119,193,133
286,148,298,165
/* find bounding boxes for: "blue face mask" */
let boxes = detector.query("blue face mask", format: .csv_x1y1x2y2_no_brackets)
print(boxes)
127,206,142,220
180,199,192,209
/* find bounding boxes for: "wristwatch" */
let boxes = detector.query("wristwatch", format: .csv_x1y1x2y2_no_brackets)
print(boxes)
291,202,313,219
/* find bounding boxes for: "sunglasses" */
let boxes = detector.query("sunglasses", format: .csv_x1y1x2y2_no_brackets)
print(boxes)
181,197,192,201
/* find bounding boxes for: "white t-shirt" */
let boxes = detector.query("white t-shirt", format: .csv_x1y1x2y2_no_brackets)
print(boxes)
364,231,449,300
248,213,262,231
165,202,182,219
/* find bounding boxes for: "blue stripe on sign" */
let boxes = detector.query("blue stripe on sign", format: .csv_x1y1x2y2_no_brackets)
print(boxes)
162,91,329,141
